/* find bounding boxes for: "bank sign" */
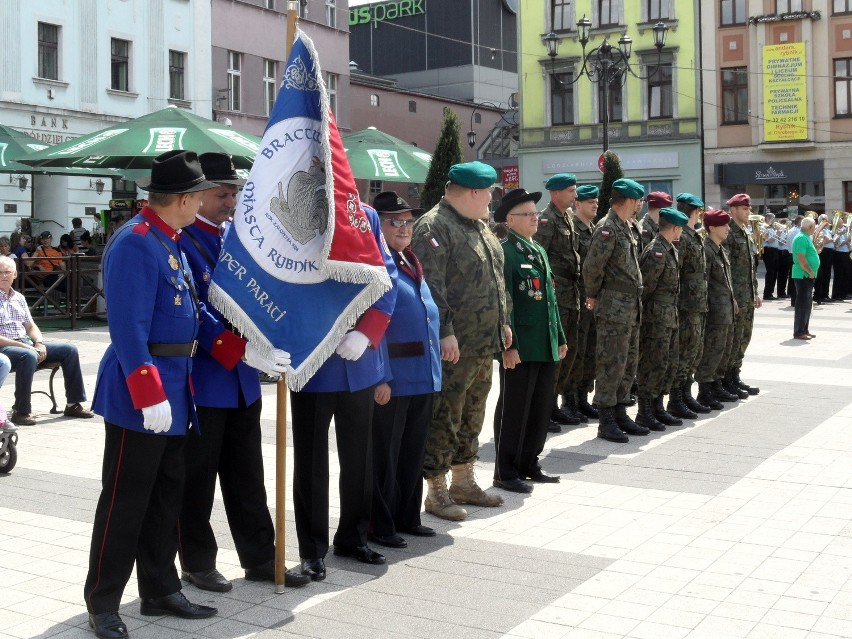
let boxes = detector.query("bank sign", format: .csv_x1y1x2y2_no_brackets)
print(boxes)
350,0,425,27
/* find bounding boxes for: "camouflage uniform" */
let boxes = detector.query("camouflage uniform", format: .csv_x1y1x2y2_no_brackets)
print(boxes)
533,201,581,397
582,210,643,408
722,221,759,371
637,235,679,399
411,198,509,478
695,238,736,383
673,225,708,387
573,217,597,394
638,215,659,252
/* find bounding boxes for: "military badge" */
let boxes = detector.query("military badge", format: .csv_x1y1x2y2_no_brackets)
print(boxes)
654,251,663,259
174,294,182,306
168,254,179,270
600,230,611,238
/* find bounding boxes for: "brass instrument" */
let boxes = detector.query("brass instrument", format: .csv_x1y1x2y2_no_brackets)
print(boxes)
747,215,764,256
813,217,831,254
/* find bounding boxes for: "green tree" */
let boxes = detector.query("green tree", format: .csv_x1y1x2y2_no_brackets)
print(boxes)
420,107,464,212
597,151,624,221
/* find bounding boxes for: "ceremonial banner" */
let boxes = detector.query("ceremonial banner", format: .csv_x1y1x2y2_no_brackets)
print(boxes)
209,30,391,391
763,42,808,142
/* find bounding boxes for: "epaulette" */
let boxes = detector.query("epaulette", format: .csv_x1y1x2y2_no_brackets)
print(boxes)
132,221,152,236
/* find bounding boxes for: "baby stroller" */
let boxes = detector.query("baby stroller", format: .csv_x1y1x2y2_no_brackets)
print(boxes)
0,405,17,473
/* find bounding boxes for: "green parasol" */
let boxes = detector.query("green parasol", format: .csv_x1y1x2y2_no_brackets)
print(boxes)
342,128,432,183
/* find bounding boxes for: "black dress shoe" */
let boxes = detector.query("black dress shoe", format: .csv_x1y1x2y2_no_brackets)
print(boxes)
244,559,310,587
522,469,560,483
369,533,408,548
139,590,217,619
301,557,326,581
333,544,386,565
89,612,128,639
399,524,436,537
181,568,232,592
547,420,562,433
492,478,533,493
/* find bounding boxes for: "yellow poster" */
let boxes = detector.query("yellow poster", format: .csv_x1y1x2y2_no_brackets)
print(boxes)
763,42,808,142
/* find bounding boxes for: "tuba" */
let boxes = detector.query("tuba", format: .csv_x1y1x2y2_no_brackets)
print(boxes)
813,216,831,254
748,214,764,256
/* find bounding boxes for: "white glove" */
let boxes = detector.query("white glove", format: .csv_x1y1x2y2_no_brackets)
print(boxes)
335,330,371,361
244,343,291,378
141,400,172,434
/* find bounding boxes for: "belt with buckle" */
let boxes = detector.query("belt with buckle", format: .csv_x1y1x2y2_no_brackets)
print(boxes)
149,341,198,357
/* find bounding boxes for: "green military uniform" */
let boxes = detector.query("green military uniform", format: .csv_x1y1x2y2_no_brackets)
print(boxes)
673,224,708,388
493,230,565,482
582,209,643,408
411,198,509,479
695,238,736,383
722,221,759,372
533,201,580,399
638,215,659,252
573,216,597,397
637,234,679,399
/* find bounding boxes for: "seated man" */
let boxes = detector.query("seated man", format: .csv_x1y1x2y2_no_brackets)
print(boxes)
0,256,93,425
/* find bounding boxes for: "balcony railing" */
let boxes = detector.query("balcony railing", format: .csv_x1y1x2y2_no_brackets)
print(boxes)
520,117,700,149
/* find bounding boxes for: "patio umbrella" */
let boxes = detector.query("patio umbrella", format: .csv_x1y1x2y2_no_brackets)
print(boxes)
18,105,261,171
343,127,432,183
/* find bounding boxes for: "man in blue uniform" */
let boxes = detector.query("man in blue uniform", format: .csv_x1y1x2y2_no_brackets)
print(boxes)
83,151,227,639
291,202,397,581
177,153,309,591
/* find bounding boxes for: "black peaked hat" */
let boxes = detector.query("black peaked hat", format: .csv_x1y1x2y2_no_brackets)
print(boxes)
372,191,424,217
198,152,245,186
494,188,542,223
136,150,219,193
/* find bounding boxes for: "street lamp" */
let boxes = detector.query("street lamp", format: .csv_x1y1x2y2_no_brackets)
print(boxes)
9,174,28,192
89,179,105,195
544,16,669,152
467,101,515,150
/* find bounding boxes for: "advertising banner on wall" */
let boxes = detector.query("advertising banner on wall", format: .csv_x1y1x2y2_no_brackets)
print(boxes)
762,42,808,142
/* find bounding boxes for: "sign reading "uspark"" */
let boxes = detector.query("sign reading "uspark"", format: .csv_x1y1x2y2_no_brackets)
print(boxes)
349,0,425,28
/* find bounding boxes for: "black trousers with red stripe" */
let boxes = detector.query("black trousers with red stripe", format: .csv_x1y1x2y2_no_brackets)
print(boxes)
84,423,187,614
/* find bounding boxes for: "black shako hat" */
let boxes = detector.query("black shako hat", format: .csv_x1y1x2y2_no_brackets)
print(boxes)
136,150,219,193
198,152,245,186
372,191,424,217
494,188,542,223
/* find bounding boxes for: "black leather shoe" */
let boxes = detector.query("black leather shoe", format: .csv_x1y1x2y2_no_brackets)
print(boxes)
369,533,408,548
300,557,326,581
493,478,533,493
551,407,580,425
181,568,232,592
89,612,128,639
244,560,311,587
333,544,386,565
522,469,560,483
139,591,217,619
399,524,436,537
547,420,562,433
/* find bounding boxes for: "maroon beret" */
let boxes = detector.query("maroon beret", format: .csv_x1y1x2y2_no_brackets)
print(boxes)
646,191,672,209
703,209,731,227
726,193,751,207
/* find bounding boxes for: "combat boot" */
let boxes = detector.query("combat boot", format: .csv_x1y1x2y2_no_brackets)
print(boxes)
682,382,712,414
596,406,628,443
712,379,739,403
666,388,697,420
449,462,504,507
424,474,467,521
635,398,666,431
614,403,650,436
734,369,759,395
561,393,587,424
551,400,581,426
577,392,599,419
654,395,683,426
724,370,749,399
697,382,724,410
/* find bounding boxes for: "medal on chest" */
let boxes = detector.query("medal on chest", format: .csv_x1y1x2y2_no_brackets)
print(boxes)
168,254,179,271
529,277,542,300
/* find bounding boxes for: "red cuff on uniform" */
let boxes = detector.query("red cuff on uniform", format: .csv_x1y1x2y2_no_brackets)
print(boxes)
126,364,167,409
209,330,246,370
355,308,392,348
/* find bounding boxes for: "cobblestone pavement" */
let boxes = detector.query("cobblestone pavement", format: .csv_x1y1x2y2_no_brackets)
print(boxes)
3,288,852,639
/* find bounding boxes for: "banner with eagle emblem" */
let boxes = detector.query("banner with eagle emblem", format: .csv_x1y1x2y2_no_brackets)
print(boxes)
209,29,391,391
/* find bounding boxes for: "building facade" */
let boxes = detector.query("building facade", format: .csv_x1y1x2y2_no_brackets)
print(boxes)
701,2,846,215
517,0,702,198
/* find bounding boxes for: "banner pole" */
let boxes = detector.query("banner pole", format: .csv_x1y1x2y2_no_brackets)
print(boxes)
274,1,300,595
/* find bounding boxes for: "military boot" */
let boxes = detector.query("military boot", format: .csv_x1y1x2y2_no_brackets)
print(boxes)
697,382,724,410
551,400,580,426
596,406,628,443
449,462,504,507
654,395,683,426
424,474,467,521
666,388,697,420
712,379,739,403
635,398,666,431
682,382,712,414
734,369,759,395
724,370,749,399
561,393,587,424
577,392,599,419
614,403,650,436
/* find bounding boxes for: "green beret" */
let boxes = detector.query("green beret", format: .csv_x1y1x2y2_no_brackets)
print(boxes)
611,178,645,200
659,206,689,227
675,192,704,208
448,161,497,189
576,184,599,201
545,173,577,191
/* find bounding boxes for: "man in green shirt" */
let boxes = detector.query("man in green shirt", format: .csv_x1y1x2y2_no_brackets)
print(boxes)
791,217,819,340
